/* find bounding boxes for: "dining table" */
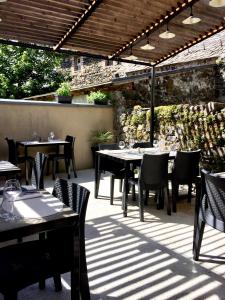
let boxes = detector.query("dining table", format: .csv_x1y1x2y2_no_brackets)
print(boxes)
0,189,86,299
17,139,69,184
0,160,21,178
95,148,176,217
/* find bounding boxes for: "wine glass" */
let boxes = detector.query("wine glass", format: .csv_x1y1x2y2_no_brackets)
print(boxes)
153,140,158,148
129,139,135,149
48,131,55,141
32,131,38,142
0,179,21,221
118,141,125,150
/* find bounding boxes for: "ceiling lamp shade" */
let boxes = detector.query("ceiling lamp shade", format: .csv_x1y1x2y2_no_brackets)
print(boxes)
0,0,7,2
159,23,175,39
182,6,201,25
126,47,138,60
140,40,155,51
209,0,225,7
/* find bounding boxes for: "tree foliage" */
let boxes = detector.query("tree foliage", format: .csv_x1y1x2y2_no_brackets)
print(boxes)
0,45,71,99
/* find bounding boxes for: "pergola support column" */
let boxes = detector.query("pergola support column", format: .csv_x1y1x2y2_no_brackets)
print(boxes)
150,66,155,147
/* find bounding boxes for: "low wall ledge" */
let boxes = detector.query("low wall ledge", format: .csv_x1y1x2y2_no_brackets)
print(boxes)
0,99,112,108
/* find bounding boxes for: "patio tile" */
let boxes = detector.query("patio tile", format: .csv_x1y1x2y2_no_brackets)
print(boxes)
1,169,225,300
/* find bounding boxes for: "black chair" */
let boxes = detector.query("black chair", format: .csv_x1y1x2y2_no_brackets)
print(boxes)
171,150,201,212
193,170,225,261
31,152,47,189
5,137,33,173
48,135,77,180
48,179,90,298
0,179,90,300
133,142,152,148
128,153,170,221
98,143,126,205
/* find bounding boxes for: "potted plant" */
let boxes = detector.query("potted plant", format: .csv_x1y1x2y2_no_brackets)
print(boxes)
87,90,109,105
89,129,114,166
55,82,72,104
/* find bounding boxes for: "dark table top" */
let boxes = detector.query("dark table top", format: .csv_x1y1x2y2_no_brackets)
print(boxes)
0,190,78,243
97,148,176,162
0,161,21,176
17,140,69,147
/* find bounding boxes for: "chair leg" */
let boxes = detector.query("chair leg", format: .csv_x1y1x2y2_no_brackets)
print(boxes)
156,189,161,210
65,158,71,179
193,219,205,261
132,183,136,201
52,160,56,180
53,274,62,292
164,187,171,215
188,183,192,203
144,189,149,205
138,185,144,222
71,155,77,178
110,176,114,205
119,179,123,193
172,184,179,213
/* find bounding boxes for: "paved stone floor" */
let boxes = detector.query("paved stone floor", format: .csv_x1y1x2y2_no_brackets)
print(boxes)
1,169,225,300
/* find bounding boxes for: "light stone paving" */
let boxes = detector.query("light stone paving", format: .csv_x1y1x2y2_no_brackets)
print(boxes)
1,169,225,300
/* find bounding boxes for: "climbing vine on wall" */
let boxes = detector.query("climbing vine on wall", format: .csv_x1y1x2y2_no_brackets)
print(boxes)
119,102,225,171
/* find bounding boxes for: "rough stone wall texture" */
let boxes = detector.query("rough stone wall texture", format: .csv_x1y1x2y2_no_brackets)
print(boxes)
119,102,225,171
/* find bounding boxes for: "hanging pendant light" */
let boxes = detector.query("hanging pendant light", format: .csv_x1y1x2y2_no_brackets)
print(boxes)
0,0,7,2
159,23,175,39
209,0,225,7
182,6,201,25
140,39,155,51
126,46,138,60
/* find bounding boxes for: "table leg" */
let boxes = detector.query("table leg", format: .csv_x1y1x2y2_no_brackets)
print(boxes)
122,162,129,217
94,153,100,199
25,146,29,185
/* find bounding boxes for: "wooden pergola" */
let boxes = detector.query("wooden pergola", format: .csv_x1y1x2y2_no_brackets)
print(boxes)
0,0,225,142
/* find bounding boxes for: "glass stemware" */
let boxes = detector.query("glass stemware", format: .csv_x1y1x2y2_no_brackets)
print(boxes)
118,141,125,150
0,179,21,221
129,139,135,149
48,131,55,141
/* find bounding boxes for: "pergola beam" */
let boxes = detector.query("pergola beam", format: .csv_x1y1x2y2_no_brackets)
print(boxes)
0,38,153,67
111,0,200,59
54,0,103,51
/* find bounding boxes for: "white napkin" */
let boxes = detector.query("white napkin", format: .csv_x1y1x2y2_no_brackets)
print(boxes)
13,195,63,219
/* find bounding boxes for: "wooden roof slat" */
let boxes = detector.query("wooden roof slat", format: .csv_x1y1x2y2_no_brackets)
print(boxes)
0,0,225,66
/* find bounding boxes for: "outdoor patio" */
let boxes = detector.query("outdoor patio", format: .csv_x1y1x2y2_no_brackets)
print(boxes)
1,169,224,300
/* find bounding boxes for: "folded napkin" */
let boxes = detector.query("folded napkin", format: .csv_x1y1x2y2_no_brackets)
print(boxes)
21,185,38,193
16,192,41,201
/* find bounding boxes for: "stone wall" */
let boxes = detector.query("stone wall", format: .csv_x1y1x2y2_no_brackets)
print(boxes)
119,102,225,171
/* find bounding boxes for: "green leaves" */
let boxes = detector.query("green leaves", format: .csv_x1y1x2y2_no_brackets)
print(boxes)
0,45,71,99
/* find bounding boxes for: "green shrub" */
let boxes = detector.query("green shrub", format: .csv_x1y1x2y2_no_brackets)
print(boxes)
87,91,109,104
56,82,71,96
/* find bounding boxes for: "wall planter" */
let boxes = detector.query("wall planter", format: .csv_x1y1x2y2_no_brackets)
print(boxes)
56,95,72,104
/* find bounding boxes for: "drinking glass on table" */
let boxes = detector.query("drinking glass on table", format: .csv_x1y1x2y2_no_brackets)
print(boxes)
48,131,55,141
129,139,135,149
118,141,125,150
0,179,21,221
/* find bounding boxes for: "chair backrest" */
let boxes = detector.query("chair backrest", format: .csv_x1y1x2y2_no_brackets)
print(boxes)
204,172,225,223
173,150,201,184
64,135,75,159
98,143,123,173
31,152,47,189
139,153,169,189
133,142,152,149
5,137,17,164
52,178,90,227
